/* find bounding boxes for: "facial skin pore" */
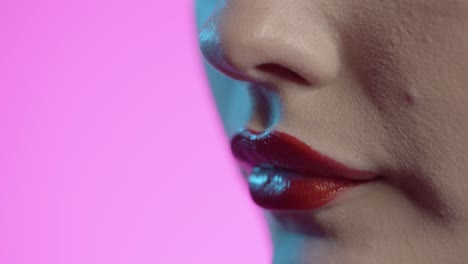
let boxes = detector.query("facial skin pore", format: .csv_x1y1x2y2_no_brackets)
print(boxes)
196,0,468,263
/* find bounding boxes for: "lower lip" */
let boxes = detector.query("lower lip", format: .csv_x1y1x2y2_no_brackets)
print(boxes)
247,166,365,211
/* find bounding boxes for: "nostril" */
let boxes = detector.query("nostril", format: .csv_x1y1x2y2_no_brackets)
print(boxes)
256,63,310,86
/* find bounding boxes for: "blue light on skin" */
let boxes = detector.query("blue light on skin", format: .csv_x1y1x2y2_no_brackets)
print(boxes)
196,0,253,138
196,0,282,139
196,0,286,260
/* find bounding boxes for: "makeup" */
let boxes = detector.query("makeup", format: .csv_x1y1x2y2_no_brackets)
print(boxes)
230,129,378,210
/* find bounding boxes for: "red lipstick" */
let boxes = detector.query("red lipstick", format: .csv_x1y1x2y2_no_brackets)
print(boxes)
230,129,378,210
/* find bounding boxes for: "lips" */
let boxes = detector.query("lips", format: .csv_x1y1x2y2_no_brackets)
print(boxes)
230,129,378,210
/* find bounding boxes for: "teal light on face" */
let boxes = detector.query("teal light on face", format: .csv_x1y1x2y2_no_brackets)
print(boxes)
247,83,283,133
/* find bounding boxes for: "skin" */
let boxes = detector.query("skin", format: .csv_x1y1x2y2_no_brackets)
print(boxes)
195,0,468,263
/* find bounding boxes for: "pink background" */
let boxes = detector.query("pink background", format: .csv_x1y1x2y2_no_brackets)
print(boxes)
0,0,270,263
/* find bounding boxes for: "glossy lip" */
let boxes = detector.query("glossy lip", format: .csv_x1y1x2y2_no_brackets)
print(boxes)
230,129,379,210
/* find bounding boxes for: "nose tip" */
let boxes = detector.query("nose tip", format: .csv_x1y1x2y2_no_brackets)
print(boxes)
199,2,341,89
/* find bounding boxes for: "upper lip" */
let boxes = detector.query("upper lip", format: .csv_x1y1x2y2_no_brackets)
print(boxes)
230,129,379,180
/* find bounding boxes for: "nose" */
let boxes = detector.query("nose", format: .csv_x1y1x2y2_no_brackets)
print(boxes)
199,0,341,89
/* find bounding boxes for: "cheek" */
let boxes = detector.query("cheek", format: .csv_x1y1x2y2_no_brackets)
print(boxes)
341,2,468,219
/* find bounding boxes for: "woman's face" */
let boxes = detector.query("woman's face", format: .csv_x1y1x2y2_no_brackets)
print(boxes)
196,0,468,263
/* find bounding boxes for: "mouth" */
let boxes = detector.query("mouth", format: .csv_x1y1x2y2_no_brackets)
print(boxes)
230,129,379,211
